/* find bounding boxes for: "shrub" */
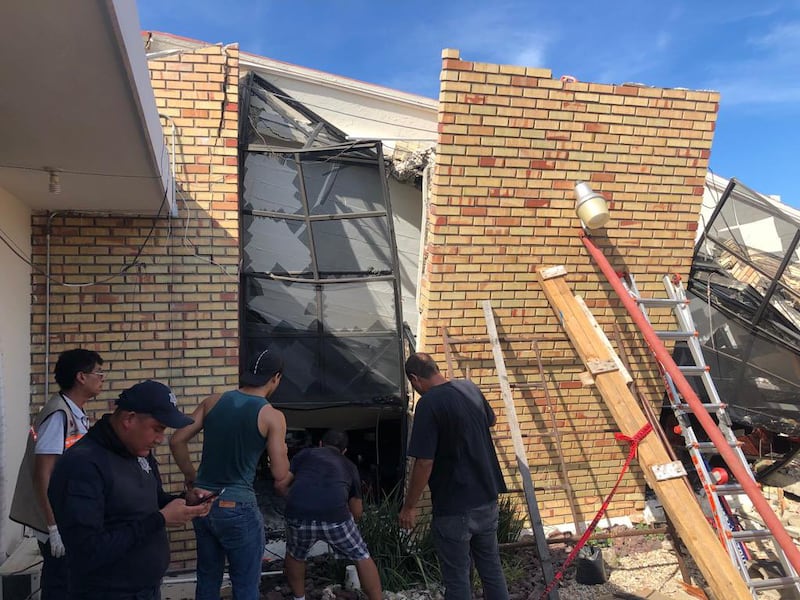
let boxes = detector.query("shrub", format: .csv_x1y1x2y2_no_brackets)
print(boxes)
496,494,525,544
355,486,441,592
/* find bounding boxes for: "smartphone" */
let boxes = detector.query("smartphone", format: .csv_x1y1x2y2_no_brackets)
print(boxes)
187,487,225,506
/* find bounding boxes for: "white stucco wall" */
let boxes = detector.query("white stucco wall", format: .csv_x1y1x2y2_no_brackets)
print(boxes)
241,61,438,147
0,186,32,560
388,179,422,336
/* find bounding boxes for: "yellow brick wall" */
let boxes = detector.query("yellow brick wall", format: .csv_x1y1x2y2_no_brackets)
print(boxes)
29,45,240,569
417,49,719,526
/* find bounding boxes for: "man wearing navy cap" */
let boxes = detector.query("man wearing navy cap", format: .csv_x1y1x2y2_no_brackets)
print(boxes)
170,348,290,600
48,380,212,600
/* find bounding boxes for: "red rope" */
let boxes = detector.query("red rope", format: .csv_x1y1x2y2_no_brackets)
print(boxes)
537,423,652,600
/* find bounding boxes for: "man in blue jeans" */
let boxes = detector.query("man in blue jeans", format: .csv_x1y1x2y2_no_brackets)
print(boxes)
170,348,290,600
399,352,509,600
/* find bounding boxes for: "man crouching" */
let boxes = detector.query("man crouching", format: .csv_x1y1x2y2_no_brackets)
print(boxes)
277,430,382,600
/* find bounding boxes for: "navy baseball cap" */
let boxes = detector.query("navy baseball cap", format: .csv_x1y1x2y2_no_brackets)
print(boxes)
240,348,283,387
116,380,193,429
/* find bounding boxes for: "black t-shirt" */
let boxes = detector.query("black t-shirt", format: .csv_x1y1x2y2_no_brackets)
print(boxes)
285,446,361,522
408,379,507,516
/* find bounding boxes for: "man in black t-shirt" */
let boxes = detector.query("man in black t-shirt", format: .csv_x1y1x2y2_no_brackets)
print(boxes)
400,353,509,600
278,430,382,600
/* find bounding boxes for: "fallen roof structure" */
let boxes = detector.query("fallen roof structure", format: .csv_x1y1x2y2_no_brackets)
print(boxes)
686,177,800,440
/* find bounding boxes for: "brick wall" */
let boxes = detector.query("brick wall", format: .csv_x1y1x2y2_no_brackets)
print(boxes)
29,44,240,568
417,49,718,525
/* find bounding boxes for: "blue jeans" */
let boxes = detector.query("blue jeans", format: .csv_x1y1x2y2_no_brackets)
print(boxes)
431,501,509,600
38,540,68,600
193,501,264,600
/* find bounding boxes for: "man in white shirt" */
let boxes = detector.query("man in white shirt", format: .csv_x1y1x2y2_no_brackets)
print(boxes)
10,348,105,600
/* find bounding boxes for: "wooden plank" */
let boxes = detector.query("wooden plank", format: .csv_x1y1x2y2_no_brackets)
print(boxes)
482,300,559,600
537,267,752,600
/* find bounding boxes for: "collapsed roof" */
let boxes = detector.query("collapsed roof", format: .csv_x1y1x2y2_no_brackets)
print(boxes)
686,178,800,436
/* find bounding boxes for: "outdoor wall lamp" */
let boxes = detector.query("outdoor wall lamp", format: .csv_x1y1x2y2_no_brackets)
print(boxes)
574,181,610,229
46,168,61,194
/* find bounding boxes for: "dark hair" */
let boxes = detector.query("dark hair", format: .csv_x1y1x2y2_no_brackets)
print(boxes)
322,429,348,452
54,349,103,391
404,352,440,380
239,348,283,388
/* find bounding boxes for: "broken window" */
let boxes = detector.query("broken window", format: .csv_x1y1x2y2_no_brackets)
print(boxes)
240,74,409,532
239,74,406,409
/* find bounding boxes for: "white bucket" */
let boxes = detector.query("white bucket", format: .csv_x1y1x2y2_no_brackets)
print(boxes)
344,564,361,591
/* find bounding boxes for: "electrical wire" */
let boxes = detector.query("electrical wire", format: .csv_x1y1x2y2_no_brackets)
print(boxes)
0,189,168,288
0,225,33,265
0,163,163,179
177,191,239,280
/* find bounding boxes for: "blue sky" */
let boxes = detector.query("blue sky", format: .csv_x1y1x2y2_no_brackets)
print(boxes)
138,0,800,208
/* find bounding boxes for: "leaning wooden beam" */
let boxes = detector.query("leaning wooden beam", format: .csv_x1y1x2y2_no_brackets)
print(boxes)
537,265,752,600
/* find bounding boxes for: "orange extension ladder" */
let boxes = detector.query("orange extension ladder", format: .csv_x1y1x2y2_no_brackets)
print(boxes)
581,232,800,598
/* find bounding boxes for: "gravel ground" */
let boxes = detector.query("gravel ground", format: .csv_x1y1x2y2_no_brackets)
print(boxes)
251,491,800,600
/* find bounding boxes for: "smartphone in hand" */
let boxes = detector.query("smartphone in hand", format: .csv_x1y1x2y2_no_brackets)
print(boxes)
187,487,225,506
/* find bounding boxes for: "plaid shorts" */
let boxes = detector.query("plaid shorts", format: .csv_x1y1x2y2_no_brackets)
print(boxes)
285,517,370,561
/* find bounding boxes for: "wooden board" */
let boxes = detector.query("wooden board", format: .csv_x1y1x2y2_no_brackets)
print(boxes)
537,266,752,600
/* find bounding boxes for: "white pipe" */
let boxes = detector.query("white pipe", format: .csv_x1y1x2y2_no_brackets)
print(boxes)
44,212,60,400
159,114,177,217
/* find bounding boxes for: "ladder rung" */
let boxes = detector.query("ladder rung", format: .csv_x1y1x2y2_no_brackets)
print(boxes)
655,330,697,340
714,483,745,494
674,402,726,413
541,430,564,438
677,365,710,375
634,297,688,307
534,484,568,492
478,382,545,391
691,441,739,452
749,576,800,591
730,529,773,542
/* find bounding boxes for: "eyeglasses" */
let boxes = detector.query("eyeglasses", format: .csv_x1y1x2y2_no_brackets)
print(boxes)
84,370,106,378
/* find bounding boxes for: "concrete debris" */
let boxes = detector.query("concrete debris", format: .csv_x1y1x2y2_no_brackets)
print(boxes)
387,148,433,183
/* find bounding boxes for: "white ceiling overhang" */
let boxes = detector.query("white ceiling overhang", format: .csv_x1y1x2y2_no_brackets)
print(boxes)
0,0,171,214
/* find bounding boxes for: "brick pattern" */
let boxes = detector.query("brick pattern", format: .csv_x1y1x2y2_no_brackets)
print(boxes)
418,49,718,525
29,45,240,568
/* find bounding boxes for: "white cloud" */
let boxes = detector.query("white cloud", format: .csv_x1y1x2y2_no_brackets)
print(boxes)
708,20,800,107
512,43,548,70
379,4,553,96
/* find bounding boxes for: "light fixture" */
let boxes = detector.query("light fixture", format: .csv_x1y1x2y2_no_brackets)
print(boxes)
47,169,61,194
574,181,610,229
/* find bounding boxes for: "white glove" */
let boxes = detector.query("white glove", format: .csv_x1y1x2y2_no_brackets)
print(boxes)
48,524,65,558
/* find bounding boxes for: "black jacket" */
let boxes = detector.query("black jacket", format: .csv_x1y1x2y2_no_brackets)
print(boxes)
48,415,177,597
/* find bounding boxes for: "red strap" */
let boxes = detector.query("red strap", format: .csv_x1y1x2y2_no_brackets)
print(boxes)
537,423,652,599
